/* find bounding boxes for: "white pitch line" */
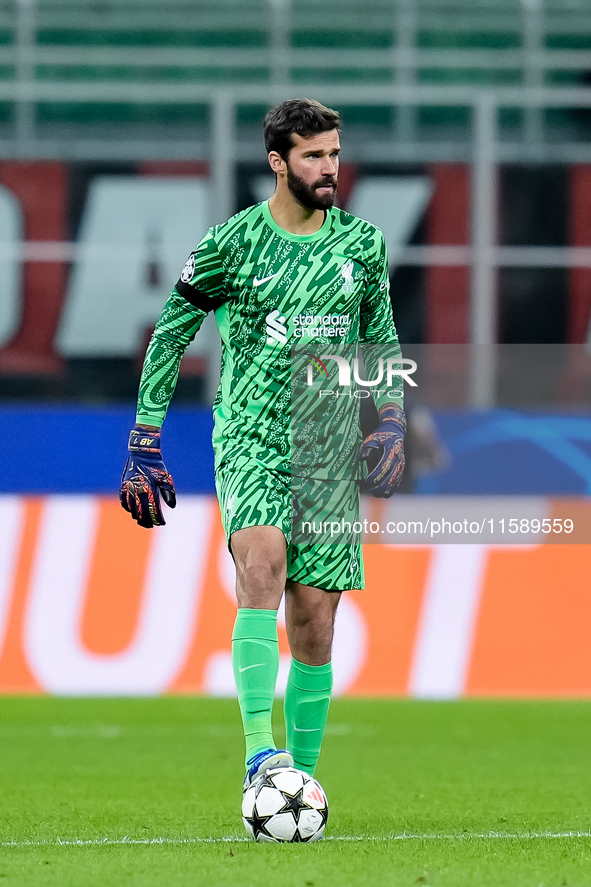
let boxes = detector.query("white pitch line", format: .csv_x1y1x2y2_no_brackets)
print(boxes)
2,831,591,848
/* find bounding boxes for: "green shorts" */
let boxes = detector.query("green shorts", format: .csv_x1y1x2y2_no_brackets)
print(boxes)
215,463,364,592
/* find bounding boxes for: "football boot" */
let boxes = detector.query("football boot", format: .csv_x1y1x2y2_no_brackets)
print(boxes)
242,748,294,791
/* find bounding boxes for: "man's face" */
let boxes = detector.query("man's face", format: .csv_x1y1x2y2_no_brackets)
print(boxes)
284,130,340,210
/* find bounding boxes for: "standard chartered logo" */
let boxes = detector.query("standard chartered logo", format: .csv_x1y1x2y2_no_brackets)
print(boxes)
294,312,350,339
265,309,353,345
266,309,287,345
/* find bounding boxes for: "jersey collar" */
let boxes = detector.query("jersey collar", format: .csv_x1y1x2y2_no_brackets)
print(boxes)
262,199,333,243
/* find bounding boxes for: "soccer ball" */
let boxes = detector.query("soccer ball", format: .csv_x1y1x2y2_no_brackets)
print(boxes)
242,767,328,843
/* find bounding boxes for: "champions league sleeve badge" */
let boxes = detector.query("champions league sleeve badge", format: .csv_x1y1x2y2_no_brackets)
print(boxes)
180,253,196,283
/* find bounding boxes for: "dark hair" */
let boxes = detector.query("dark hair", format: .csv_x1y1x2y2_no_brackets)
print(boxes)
263,98,342,159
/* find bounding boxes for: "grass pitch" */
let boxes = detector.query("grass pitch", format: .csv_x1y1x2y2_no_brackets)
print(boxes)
1,698,591,886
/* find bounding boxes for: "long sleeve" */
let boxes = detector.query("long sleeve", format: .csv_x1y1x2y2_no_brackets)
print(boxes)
135,224,227,427
135,289,207,427
359,232,404,411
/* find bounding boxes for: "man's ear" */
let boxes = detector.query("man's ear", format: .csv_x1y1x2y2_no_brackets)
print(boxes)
268,151,286,176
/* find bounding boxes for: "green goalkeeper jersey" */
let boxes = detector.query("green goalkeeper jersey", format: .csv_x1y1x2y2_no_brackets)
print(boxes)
136,199,402,473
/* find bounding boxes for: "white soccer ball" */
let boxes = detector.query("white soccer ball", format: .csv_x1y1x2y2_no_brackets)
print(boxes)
242,767,328,843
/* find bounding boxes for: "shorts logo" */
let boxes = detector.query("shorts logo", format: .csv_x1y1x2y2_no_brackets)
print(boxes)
266,309,287,345
341,260,355,294
180,254,195,283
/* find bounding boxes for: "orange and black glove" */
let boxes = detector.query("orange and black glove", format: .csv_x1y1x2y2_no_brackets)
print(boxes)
119,427,176,528
359,404,406,498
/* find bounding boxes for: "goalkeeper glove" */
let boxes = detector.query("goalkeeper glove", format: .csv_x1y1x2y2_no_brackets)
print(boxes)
359,403,406,498
120,426,176,528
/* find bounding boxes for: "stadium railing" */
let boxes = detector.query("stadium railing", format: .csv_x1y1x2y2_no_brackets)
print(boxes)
1,0,590,157
1,0,591,401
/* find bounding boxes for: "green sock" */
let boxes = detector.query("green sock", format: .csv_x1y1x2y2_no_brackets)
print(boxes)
232,608,279,765
284,658,333,775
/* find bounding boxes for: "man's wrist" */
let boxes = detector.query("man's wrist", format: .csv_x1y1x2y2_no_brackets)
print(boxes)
378,403,406,435
379,403,405,420
129,426,162,453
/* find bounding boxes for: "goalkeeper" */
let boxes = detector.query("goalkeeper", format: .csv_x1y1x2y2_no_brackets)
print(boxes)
120,98,405,790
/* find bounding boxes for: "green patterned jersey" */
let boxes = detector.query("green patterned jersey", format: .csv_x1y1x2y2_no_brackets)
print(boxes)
136,199,402,473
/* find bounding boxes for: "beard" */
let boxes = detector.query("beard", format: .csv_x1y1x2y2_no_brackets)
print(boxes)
286,163,338,210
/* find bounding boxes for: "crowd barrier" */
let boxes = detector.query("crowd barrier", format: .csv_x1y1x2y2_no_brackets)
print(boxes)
1,494,590,698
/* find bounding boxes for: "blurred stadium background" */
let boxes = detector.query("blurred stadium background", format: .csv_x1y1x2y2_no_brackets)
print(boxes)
2,0,591,697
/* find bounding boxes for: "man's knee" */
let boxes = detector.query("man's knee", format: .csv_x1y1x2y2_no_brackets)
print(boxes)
237,554,285,594
231,526,287,608
291,619,335,664
288,602,335,635
285,585,341,664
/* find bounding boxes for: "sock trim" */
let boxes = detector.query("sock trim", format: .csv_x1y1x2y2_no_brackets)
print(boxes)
232,608,278,641
289,658,332,691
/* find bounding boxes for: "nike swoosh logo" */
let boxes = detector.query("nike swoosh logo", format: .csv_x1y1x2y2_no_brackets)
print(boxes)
253,274,277,286
239,663,266,673
293,726,320,732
